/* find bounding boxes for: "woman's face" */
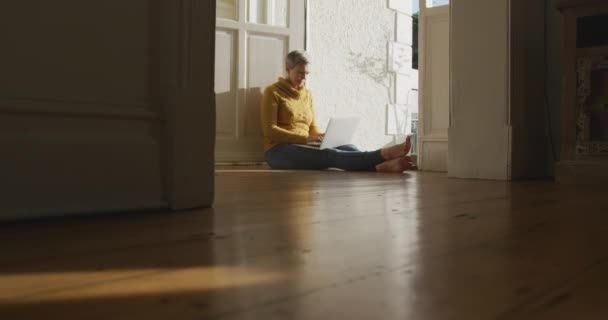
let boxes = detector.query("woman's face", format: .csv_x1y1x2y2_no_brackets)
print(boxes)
286,64,310,88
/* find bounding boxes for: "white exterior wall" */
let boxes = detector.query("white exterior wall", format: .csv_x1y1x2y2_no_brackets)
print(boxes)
307,0,416,150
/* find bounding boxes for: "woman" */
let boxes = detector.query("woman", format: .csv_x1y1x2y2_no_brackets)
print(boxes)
260,50,413,172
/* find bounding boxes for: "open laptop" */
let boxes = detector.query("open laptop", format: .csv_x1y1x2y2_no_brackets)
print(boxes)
296,116,360,150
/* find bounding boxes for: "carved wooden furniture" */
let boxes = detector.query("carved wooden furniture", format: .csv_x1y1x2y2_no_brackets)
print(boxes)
556,0,608,183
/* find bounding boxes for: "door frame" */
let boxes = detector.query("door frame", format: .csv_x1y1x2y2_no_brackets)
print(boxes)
162,0,216,209
417,0,450,171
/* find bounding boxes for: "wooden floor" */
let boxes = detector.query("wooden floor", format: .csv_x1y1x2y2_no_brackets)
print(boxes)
2,170,608,319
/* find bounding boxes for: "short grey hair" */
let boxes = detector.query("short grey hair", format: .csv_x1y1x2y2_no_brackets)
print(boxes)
285,50,310,68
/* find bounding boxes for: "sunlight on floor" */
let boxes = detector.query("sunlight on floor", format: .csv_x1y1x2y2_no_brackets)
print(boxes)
0,266,290,304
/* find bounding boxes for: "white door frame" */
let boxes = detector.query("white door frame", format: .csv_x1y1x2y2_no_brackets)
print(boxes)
417,0,450,171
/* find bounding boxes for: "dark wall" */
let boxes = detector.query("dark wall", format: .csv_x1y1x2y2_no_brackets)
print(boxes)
510,0,552,179
510,0,563,179
547,0,564,167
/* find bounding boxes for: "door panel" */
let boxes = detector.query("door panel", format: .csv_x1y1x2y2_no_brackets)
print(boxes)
218,0,238,20
248,0,289,26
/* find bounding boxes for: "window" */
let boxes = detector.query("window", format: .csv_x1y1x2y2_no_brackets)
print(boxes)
217,0,238,20
426,0,449,8
248,0,289,27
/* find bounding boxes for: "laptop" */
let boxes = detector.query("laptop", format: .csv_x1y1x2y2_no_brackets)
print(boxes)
296,116,360,150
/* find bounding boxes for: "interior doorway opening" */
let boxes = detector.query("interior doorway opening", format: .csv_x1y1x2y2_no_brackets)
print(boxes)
214,0,450,172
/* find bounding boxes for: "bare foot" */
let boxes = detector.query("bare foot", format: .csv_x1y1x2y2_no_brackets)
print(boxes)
403,135,412,155
381,136,412,160
375,156,414,173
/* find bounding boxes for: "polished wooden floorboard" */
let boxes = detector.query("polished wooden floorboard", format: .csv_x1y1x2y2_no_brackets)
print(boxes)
1,170,608,319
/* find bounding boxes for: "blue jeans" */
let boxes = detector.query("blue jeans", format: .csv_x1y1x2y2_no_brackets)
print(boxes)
264,144,384,171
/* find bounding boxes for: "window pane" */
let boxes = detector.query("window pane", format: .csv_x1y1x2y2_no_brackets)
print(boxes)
248,0,289,27
426,0,449,8
217,0,237,20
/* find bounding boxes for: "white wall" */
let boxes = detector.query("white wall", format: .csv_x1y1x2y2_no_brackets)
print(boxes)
449,0,555,180
307,0,416,150
449,0,511,179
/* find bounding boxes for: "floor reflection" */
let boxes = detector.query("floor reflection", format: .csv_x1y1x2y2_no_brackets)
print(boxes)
2,171,608,319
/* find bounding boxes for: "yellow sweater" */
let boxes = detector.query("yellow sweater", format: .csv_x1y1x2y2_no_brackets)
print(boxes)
260,78,322,151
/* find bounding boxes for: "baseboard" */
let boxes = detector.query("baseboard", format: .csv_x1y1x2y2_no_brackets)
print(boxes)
214,151,265,163
555,159,608,184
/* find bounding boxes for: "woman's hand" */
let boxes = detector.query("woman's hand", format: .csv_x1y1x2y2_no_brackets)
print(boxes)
306,135,324,143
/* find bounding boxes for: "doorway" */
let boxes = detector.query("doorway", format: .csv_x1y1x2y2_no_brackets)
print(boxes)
214,0,450,171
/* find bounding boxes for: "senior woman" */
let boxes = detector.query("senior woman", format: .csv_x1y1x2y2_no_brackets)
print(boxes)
260,50,413,172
